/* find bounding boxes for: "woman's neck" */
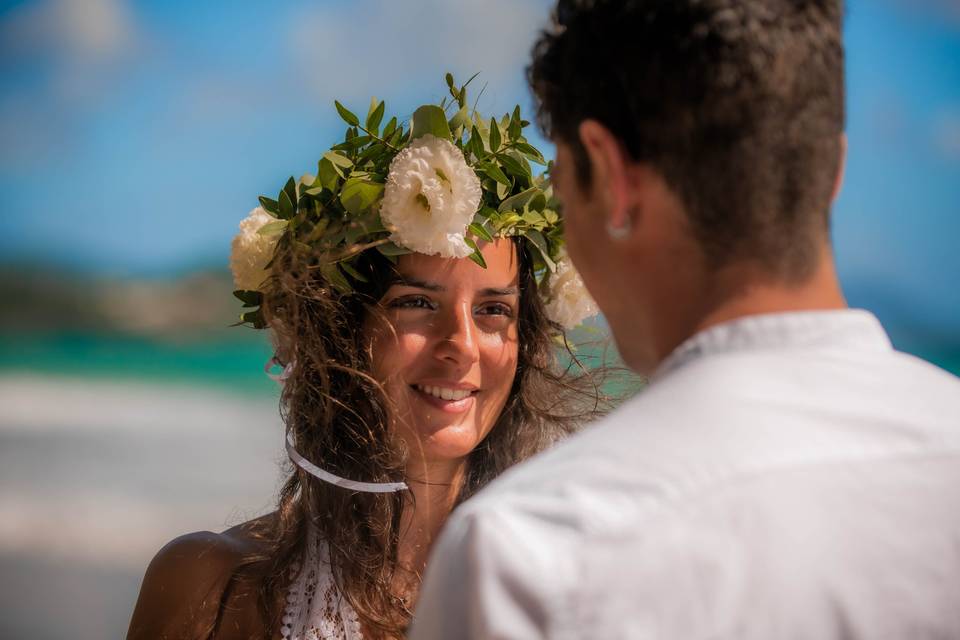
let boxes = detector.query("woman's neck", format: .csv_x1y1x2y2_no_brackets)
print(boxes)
396,458,467,587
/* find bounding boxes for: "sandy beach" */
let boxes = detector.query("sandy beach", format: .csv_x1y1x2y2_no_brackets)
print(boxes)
0,373,286,639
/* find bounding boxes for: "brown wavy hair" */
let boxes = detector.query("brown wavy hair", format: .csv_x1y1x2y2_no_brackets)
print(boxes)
528,0,844,281
231,236,614,638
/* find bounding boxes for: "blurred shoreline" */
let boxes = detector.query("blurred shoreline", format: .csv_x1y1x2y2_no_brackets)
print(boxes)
0,372,285,639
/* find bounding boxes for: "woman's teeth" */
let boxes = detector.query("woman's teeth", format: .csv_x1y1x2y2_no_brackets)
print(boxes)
416,385,473,401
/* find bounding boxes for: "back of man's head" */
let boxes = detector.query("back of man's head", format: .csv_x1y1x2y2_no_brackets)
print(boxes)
529,0,845,281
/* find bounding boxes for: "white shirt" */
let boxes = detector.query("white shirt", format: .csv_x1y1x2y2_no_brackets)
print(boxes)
410,310,960,640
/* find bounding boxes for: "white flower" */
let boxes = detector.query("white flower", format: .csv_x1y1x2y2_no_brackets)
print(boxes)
229,206,278,291
381,134,481,258
544,255,599,329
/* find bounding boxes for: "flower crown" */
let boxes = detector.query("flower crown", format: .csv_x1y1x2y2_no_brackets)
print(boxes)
229,74,597,331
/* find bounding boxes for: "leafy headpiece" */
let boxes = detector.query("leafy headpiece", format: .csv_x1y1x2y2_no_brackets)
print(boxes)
229,74,597,330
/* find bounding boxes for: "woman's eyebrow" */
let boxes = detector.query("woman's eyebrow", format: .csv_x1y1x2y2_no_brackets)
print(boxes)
480,286,519,297
392,277,445,291
390,277,518,297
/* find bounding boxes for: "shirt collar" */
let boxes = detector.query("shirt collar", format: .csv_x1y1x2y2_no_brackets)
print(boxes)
654,309,892,379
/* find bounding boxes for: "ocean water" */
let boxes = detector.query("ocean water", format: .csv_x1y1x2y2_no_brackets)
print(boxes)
0,332,278,397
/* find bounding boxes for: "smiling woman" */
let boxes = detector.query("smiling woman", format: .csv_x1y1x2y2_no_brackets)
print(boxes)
126,77,614,640
368,239,522,468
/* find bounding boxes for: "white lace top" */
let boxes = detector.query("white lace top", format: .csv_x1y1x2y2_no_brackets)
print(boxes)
280,535,363,640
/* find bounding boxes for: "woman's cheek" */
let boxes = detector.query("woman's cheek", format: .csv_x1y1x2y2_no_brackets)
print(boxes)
479,332,519,403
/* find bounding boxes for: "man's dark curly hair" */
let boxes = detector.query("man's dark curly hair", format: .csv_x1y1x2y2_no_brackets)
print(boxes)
528,0,845,280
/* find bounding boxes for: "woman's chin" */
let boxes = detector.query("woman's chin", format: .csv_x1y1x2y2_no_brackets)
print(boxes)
404,422,484,465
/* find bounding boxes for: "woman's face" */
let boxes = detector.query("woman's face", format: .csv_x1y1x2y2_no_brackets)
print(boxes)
365,237,520,471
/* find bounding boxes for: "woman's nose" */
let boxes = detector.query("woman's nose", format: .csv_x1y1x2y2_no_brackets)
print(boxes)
434,303,480,366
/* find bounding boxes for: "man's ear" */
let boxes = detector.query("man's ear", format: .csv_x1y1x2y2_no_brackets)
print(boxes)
578,119,634,234
831,133,847,203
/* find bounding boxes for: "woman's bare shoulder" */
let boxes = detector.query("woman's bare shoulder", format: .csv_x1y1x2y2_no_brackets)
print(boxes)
126,513,277,639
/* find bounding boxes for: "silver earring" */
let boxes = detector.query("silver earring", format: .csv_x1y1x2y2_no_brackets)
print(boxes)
606,217,632,240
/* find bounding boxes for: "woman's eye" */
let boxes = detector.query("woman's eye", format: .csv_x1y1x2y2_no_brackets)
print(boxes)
476,302,514,317
389,296,436,310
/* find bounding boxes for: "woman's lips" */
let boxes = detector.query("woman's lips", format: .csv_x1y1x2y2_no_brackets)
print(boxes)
411,384,478,413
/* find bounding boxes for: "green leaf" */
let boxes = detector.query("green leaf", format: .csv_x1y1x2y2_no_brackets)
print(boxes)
382,116,398,140
497,153,530,179
366,99,385,134
304,217,330,243
233,289,262,305
283,176,297,201
488,118,501,152
445,72,455,88
258,196,279,216
497,186,539,213
339,260,370,283
257,219,288,237
529,192,548,212
508,105,522,140
240,309,266,329
525,229,556,272
469,126,486,159
321,262,352,294
317,157,340,191
323,150,353,169
468,221,494,243
464,238,487,268
449,106,471,133
334,100,360,126
376,242,414,257
339,177,384,215
332,135,373,152
513,141,546,164
508,119,521,141
278,189,295,219
522,210,545,225
355,143,386,168
411,105,452,141
388,126,405,147
479,161,511,187
344,213,387,244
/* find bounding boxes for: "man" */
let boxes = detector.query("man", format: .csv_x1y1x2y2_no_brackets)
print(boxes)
411,1,960,638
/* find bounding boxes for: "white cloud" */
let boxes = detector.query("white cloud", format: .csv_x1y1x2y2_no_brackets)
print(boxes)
0,0,137,60
0,0,144,170
286,0,550,108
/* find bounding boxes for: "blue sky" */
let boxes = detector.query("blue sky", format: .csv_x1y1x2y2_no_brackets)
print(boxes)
1,0,958,350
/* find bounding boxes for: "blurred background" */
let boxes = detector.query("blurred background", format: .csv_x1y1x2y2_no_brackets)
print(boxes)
1,0,957,637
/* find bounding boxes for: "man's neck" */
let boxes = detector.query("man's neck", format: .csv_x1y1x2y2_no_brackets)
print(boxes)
695,245,848,336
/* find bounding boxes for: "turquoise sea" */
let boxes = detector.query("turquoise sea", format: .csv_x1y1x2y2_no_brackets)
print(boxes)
0,332,279,396
1,331,957,388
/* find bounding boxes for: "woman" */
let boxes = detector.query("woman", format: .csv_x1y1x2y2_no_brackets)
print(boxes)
127,76,608,640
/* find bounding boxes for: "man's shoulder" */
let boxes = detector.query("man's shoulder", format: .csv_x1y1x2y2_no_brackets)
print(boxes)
459,393,678,537
461,343,960,535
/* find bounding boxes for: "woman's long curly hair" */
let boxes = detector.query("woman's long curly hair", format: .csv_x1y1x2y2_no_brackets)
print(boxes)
234,236,614,638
